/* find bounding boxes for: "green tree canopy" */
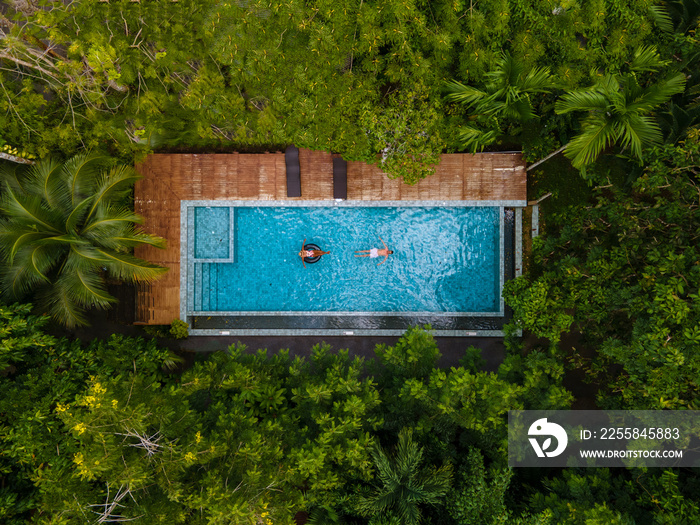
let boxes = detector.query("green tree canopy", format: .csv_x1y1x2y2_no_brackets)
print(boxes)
528,468,700,524
0,322,578,524
0,0,678,181
0,322,177,524
504,138,700,409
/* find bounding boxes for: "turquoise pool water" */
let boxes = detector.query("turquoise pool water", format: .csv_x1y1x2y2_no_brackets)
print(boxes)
189,205,501,313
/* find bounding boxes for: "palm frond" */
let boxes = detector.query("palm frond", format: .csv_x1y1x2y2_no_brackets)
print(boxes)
360,488,398,517
61,152,106,205
62,267,117,308
28,245,57,284
37,234,87,247
555,88,611,115
2,231,53,264
444,80,488,107
627,73,687,112
630,45,669,73
95,249,168,282
648,6,674,33
618,75,644,110
0,161,28,191
69,244,110,265
371,446,399,488
2,244,61,297
486,52,522,89
395,429,422,475
356,429,451,525
40,277,90,328
81,206,145,236
479,94,508,116
397,499,421,525
84,165,142,224
618,114,663,160
564,116,620,169
23,158,68,210
0,153,167,328
0,185,62,234
416,463,453,501
446,54,551,150
596,73,622,94
456,126,499,152
1,263,48,299
65,196,93,234
519,65,555,93
96,232,167,251
502,98,535,122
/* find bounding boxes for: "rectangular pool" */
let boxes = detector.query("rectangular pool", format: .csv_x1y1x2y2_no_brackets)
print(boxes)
181,200,516,336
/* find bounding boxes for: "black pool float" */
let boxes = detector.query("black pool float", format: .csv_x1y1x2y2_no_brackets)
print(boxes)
303,243,322,264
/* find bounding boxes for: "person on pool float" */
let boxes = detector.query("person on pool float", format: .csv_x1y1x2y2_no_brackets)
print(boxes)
299,239,330,268
355,236,393,266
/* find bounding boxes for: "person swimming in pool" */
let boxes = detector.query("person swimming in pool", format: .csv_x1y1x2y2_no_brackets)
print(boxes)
355,236,393,266
299,239,330,268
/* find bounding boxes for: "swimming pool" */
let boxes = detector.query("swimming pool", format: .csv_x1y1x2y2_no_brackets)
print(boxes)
181,200,519,335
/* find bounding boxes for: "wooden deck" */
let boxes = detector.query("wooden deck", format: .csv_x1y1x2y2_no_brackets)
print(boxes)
134,150,526,324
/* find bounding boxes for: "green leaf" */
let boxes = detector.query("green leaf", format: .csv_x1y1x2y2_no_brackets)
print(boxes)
95,249,168,282
5,231,50,264
60,152,105,206
618,114,662,160
627,73,686,112
630,45,669,72
444,80,487,107
555,89,610,115
648,6,674,33
0,185,62,234
83,165,142,225
65,197,93,233
564,116,620,168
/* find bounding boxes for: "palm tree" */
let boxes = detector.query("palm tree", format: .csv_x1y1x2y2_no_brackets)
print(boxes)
555,46,686,169
445,53,555,151
0,153,167,327
355,429,452,525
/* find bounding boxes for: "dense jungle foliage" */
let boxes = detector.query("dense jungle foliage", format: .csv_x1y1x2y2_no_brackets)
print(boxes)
3,315,700,524
0,0,697,181
1,0,700,523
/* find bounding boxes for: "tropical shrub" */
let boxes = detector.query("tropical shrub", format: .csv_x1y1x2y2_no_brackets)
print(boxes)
169,319,189,339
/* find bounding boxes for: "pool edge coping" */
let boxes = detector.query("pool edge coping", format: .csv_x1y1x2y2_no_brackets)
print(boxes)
185,328,509,337
180,200,525,337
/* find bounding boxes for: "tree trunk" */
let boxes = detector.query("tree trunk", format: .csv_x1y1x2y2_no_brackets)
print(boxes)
0,152,35,165
107,78,129,93
527,144,567,171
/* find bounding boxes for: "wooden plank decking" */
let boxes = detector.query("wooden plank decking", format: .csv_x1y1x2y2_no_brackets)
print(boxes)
134,150,526,325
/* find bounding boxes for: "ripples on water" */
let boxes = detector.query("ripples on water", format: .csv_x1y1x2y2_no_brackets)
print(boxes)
193,206,501,313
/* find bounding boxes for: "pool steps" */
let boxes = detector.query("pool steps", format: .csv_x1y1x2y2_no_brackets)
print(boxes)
194,263,220,311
